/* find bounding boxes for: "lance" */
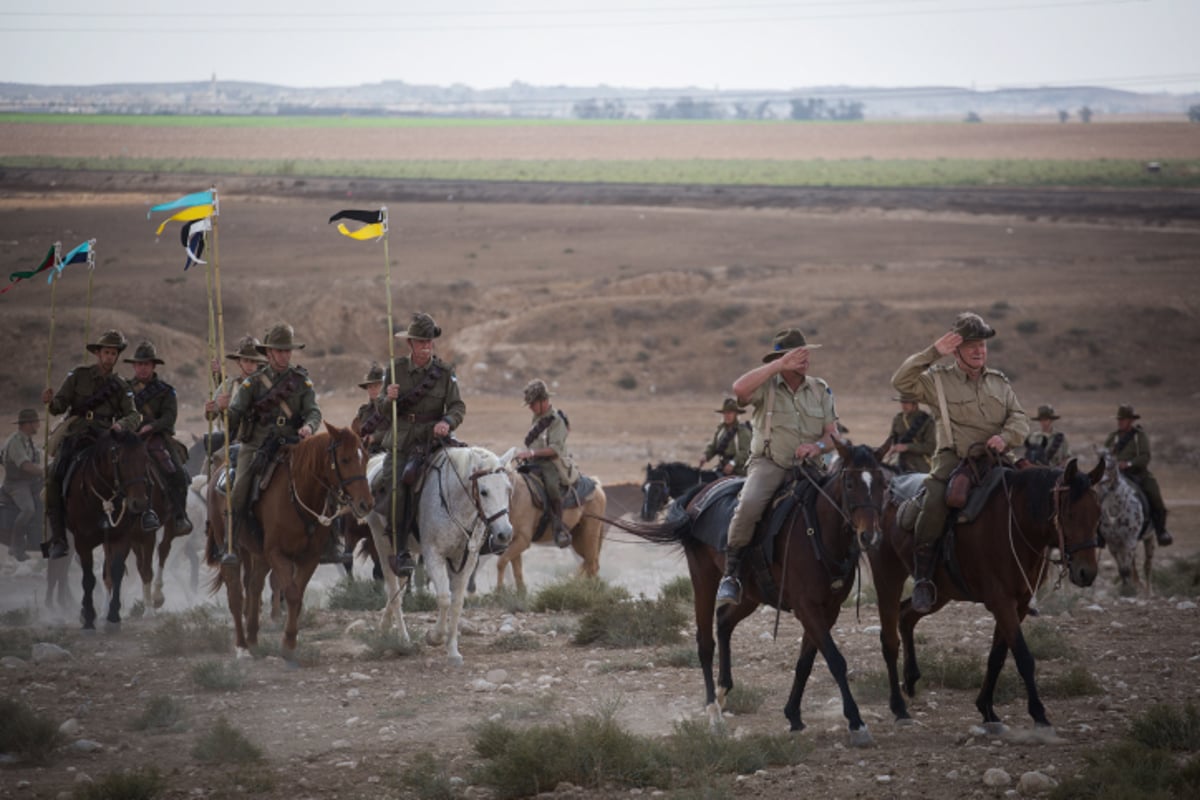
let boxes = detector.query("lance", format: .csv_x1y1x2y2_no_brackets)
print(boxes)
206,188,235,558
380,208,400,562
41,241,63,547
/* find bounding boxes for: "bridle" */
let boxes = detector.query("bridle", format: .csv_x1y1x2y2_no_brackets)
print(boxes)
1050,472,1102,570
642,477,669,518
289,434,370,526
84,435,150,529
436,453,511,573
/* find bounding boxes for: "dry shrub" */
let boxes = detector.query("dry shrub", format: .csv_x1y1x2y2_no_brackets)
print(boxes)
531,576,629,614
192,716,263,764
72,768,165,800
401,751,455,800
0,698,61,764
326,575,386,611
148,607,230,656
129,695,187,733
354,628,421,660
573,597,686,648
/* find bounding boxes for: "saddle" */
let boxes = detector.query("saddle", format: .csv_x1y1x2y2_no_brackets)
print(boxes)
519,471,598,542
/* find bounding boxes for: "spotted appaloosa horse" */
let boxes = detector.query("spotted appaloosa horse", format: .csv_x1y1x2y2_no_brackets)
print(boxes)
1096,449,1154,596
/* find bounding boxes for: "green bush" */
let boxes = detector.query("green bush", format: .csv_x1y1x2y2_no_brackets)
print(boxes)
191,660,245,691
1041,665,1102,699
532,576,630,613
148,607,230,656
401,751,455,800
1129,703,1200,752
1153,554,1200,598
192,716,263,764
720,683,768,716
326,576,386,611
0,698,61,764
489,632,542,652
660,647,700,669
1023,621,1078,660
659,575,694,604
73,768,165,800
573,597,686,648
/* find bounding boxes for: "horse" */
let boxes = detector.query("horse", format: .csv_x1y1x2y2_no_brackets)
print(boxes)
495,471,607,594
601,480,644,520
641,461,720,521
869,457,1104,733
206,423,373,661
1095,449,1154,596
607,441,888,744
61,429,156,630
367,446,515,666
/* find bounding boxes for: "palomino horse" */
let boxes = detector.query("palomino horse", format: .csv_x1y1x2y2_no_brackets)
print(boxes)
869,458,1103,732
641,461,719,521
367,446,514,666
1096,449,1154,596
62,429,155,629
608,441,887,743
206,424,372,661
495,471,607,594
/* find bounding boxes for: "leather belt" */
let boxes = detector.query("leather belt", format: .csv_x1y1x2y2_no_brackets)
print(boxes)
400,413,442,424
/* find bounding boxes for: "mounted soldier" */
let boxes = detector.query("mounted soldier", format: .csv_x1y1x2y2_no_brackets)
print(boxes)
125,340,193,535
1105,404,1172,546
2,409,44,561
221,323,322,565
699,397,752,477
375,312,465,577
206,334,268,434
884,394,936,473
516,379,579,548
717,328,839,609
1023,404,1071,468
40,329,143,559
352,361,387,455
892,311,1029,613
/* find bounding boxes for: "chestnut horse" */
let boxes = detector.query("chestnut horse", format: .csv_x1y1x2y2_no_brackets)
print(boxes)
495,472,607,594
206,423,372,661
869,458,1103,733
606,441,887,744
61,429,154,629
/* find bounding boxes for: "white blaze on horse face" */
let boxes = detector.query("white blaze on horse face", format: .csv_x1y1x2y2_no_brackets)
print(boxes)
861,472,872,493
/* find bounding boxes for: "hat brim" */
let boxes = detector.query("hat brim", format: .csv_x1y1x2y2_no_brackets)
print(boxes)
358,380,384,389
395,332,438,341
87,343,127,353
226,352,268,363
255,343,304,353
1118,414,1140,420
123,357,164,365
714,407,745,414
762,343,821,363
1037,415,1061,421
13,418,40,424
892,396,919,403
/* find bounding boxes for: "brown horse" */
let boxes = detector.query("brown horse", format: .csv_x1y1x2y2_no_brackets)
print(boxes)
605,441,887,744
869,458,1103,733
206,424,372,661
497,472,607,593
62,429,155,629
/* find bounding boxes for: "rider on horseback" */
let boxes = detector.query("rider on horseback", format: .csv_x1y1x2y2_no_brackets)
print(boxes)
699,397,751,477
716,328,839,609
40,329,143,559
375,312,465,577
1105,404,1172,547
1023,404,1072,467
221,323,322,565
352,361,387,455
892,312,1030,614
125,341,193,536
884,394,936,473
516,379,578,548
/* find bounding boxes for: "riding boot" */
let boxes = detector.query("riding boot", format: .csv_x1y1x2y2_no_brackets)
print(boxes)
910,542,937,614
44,507,69,560
141,508,162,532
320,519,352,565
388,523,416,577
549,496,571,548
1152,508,1173,547
216,511,241,566
715,547,745,609
169,479,193,536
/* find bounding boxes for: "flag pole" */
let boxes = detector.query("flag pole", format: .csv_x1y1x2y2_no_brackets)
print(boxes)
208,187,234,558
42,242,62,547
204,226,219,473
380,208,400,560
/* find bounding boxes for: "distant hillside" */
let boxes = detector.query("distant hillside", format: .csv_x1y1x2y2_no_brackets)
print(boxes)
1,79,1197,120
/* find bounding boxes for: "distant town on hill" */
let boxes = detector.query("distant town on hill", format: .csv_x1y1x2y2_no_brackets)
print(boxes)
2,78,1198,121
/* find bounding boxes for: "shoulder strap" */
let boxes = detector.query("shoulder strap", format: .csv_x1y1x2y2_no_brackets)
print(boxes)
762,378,776,460
932,371,953,449
257,373,296,422
524,414,556,447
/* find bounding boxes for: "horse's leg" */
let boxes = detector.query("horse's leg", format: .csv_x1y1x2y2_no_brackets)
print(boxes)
783,633,820,733
899,600,924,697
871,549,913,723
154,523,174,609
443,555,478,667
424,552,451,649
714,597,757,712
813,616,871,745
78,541,97,630
512,554,527,596
997,619,1050,729
495,549,512,593
1143,537,1155,598
221,559,250,657
281,558,319,662
976,624,1014,730
573,513,602,578
245,556,268,648
370,519,406,638
105,544,127,627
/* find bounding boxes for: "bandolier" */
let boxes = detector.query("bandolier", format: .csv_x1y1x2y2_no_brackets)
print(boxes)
520,379,579,547
126,341,193,535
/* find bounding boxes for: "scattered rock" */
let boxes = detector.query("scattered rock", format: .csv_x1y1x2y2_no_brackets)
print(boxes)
59,718,81,736
1,656,28,669
70,739,103,753
983,768,1011,787
31,643,71,663
486,668,508,684
471,679,497,692
1018,771,1057,795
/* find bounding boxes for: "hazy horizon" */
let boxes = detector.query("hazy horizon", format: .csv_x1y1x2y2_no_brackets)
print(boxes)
1,1,1197,95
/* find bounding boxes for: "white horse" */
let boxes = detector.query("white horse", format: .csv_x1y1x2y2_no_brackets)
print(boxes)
1096,448,1154,596
367,446,515,666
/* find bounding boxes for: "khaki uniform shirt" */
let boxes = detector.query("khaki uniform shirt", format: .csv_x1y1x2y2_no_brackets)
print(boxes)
227,364,322,447
47,364,139,438
527,407,579,486
130,373,179,436
746,374,837,469
889,410,936,472
2,431,39,487
374,355,465,456
1105,426,1151,473
1025,429,1071,467
892,345,1029,459
704,422,752,474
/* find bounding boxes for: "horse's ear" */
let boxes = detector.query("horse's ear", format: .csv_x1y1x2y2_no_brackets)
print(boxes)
1087,457,1105,487
873,440,890,463
1063,457,1078,483
499,447,518,467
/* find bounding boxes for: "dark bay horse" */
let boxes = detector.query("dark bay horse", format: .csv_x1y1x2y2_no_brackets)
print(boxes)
611,442,887,744
641,461,719,520
869,458,1103,733
62,429,155,629
206,423,372,662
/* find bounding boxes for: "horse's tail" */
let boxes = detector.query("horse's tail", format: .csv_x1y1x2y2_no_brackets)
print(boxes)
594,502,691,547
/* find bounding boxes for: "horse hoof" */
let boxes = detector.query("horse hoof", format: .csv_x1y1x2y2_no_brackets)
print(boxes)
983,722,1010,736
895,716,915,727
235,647,253,660
705,704,725,733
447,654,464,668
788,720,806,734
848,727,874,748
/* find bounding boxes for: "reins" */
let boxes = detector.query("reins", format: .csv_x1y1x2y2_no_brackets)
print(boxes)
82,436,149,530
288,434,369,528
435,450,510,574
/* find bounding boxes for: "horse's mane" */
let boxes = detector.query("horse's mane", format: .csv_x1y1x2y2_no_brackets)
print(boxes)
1010,464,1091,520
289,430,333,478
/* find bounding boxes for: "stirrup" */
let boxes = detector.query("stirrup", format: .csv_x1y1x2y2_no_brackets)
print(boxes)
173,515,193,536
1155,529,1173,546
389,551,416,577
45,538,69,560
715,575,742,609
141,510,161,531
554,526,571,548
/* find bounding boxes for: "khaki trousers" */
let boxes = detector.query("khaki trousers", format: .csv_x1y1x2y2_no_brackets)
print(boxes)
725,456,789,550
915,450,958,547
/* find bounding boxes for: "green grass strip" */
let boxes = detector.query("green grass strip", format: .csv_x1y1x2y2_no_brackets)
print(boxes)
3,154,1198,188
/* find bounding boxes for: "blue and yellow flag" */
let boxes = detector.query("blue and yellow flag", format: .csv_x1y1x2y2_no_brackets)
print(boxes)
154,204,214,237
329,208,386,241
148,190,214,218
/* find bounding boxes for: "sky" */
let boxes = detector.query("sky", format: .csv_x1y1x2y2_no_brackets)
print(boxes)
0,0,1197,94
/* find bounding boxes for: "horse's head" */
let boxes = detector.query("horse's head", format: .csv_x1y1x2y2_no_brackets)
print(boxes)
832,440,889,552
642,463,669,521
469,449,514,553
1052,457,1105,588
92,429,152,516
322,422,373,520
